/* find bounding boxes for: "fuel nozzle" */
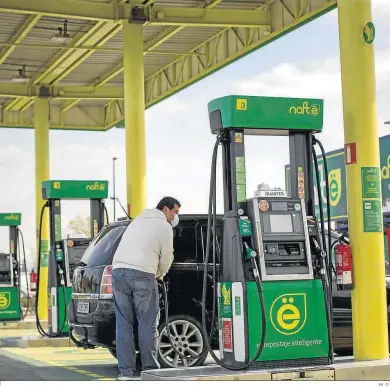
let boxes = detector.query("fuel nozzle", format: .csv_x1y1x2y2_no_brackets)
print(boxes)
312,238,327,258
243,242,261,281
58,266,65,286
243,242,257,260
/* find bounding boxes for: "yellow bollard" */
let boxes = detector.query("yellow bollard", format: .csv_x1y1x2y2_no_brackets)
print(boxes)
123,22,147,218
337,0,389,360
34,97,50,321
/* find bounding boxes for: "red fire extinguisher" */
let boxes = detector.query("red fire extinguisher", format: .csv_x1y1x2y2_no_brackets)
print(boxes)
334,243,353,291
30,269,37,292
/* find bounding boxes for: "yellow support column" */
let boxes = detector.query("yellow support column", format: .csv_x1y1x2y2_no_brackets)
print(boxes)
34,96,50,321
338,0,389,360
122,21,146,218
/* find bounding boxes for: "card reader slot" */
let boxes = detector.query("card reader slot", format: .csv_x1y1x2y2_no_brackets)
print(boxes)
263,242,304,259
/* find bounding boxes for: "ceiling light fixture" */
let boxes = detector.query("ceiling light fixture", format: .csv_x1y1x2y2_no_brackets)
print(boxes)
12,65,30,83
50,19,71,43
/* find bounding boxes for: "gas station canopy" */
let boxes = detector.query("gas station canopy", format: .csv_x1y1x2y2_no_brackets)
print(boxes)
0,0,335,131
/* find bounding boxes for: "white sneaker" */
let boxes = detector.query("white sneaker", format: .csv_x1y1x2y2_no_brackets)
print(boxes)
118,375,138,381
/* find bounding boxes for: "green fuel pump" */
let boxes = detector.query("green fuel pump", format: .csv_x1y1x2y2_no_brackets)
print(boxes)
200,95,333,370
36,180,109,337
0,213,28,322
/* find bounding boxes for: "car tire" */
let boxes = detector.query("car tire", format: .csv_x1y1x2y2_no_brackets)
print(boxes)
157,314,208,368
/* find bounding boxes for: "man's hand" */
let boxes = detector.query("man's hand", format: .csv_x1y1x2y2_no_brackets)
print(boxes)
156,269,163,281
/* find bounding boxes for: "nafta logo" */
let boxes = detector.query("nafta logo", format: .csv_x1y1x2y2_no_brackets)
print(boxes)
270,293,307,335
4,214,19,221
329,169,342,207
289,101,320,116
221,284,231,306
0,292,10,310
86,182,106,191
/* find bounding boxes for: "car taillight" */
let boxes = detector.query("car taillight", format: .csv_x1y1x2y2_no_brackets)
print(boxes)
100,265,113,299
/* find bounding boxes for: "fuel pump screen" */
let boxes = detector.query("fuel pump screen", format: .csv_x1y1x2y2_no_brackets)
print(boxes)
271,201,288,211
67,245,87,263
269,214,293,233
0,257,10,270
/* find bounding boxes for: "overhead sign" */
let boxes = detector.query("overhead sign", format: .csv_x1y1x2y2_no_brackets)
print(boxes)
255,190,287,198
208,95,324,133
285,134,390,221
41,180,109,200
0,213,22,226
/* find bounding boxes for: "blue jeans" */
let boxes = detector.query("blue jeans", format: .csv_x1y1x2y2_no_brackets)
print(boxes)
112,268,160,376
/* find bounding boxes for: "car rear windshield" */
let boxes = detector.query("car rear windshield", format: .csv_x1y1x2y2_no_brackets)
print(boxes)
80,224,128,267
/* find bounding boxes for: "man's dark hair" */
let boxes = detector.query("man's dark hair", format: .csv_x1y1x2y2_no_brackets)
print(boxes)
156,196,181,211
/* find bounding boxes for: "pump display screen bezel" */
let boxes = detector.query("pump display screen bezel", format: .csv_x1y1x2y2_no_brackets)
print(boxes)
260,211,304,237
0,256,10,271
250,197,314,281
269,214,294,233
66,243,89,263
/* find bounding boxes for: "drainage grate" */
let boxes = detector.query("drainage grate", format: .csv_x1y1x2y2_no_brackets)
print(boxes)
248,357,331,371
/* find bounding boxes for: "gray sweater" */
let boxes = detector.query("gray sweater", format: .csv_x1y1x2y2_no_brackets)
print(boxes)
112,208,174,276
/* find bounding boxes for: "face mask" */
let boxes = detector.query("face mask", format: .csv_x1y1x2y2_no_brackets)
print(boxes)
171,214,179,228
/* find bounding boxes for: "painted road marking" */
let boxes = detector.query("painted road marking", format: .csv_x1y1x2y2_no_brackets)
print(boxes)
0,347,117,380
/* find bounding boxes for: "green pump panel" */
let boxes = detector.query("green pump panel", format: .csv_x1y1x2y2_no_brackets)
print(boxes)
42,180,109,200
206,94,332,369
38,180,108,336
208,95,324,134
0,213,22,226
0,213,22,322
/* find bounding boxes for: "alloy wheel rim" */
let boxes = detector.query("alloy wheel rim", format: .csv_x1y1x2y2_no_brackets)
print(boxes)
158,319,204,368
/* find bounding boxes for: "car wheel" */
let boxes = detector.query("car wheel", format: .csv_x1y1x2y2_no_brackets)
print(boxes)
157,314,208,368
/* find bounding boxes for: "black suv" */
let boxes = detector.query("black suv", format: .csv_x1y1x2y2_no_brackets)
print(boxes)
68,215,219,368
68,215,390,368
